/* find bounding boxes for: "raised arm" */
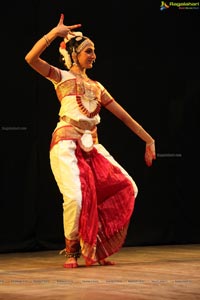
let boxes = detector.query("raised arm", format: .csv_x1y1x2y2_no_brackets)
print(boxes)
25,14,81,78
105,100,156,167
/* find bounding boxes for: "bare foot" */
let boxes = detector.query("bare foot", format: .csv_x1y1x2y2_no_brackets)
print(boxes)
98,259,115,266
63,257,78,268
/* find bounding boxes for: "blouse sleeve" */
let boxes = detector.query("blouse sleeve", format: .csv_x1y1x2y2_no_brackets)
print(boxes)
96,81,114,107
46,65,62,85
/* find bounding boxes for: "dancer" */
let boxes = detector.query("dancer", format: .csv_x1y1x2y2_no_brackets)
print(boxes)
25,13,156,268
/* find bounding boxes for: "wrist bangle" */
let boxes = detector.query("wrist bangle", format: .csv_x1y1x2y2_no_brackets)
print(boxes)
146,140,155,146
44,34,50,47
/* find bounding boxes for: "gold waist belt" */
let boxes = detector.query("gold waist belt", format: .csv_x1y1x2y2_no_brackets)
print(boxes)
60,116,96,131
50,125,98,152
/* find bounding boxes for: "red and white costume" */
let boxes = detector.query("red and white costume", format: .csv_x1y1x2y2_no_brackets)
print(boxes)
47,67,138,265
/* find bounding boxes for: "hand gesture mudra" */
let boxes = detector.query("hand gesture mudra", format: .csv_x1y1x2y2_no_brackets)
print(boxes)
56,13,82,38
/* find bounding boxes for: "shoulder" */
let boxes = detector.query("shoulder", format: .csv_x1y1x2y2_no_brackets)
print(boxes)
93,80,105,91
60,69,76,82
93,81,114,106
46,67,75,85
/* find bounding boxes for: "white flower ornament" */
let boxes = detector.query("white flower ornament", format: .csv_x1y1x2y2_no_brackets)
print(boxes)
59,31,83,69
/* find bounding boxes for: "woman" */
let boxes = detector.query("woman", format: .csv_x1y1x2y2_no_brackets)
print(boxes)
25,13,156,268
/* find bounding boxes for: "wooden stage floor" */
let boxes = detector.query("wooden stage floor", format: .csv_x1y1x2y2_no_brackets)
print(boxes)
0,244,199,300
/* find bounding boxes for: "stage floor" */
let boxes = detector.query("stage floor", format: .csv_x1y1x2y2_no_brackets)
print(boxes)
0,244,199,300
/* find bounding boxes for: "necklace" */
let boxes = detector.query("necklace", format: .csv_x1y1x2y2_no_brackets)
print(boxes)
70,69,89,80
70,70,101,118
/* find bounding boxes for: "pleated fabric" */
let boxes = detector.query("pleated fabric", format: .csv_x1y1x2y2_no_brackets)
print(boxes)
76,146,135,265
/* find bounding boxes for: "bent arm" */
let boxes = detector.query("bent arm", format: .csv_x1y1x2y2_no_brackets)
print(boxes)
25,28,58,77
25,13,81,78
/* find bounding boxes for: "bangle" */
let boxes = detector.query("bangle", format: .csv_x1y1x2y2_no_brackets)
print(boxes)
146,140,155,146
43,34,50,47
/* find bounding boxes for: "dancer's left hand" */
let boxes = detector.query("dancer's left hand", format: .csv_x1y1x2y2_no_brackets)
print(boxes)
145,141,156,167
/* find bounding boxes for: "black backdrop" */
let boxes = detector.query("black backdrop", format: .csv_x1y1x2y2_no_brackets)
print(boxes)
1,1,200,253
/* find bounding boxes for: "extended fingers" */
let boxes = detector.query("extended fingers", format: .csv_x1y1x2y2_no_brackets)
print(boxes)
68,24,82,30
58,13,81,30
145,148,156,167
145,155,152,167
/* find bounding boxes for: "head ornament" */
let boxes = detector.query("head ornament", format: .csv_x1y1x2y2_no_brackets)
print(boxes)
59,31,94,69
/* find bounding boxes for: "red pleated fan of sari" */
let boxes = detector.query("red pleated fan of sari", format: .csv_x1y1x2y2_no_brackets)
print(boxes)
76,145,136,265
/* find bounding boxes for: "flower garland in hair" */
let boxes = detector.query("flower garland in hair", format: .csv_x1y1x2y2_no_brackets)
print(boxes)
64,31,83,43
59,31,83,69
59,41,72,69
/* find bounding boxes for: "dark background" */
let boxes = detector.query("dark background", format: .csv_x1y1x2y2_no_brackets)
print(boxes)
1,0,199,253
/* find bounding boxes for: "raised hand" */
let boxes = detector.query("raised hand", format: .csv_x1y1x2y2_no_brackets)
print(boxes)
56,13,82,38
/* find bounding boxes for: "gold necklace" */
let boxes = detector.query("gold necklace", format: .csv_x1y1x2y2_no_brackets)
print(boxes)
70,70,101,118
70,69,89,80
